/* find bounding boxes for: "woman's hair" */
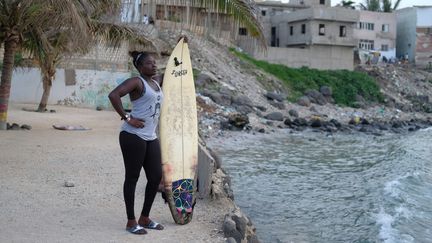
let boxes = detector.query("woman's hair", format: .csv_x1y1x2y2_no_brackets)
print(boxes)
129,51,150,70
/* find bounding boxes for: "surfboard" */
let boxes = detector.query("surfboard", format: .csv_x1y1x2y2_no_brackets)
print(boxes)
159,38,198,225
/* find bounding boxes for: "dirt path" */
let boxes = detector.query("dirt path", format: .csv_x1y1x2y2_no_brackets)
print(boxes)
0,104,227,243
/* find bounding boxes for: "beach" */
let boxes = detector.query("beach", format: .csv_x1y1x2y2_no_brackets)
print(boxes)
0,104,229,243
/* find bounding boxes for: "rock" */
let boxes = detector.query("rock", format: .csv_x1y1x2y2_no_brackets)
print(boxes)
284,118,292,126
297,96,311,107
226,237,237,243
309,106,318,112
269,101,285,110
228,113,249,129
64,181,75,187
235,105,254,114
264,91,286,102
6,123,11,130
205,92,232,106
195,71,218,89
264,112,284,121
330,119,341,128
223,217,242,243
292,118,308,126
10,123,20,130
232,215,247,239
232,95,253,107
20,124,32,130
305,90,327,105
247,235,261,243
310,118,322,128
96,106,103,111
257,128,265,133
255,106,266,112
320,86,332,97
288,109,299,118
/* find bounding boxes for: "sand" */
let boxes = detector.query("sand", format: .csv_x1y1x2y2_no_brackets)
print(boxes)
0,103,228,243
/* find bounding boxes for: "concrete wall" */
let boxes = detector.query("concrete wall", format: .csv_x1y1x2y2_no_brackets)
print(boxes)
415,7,432,66
253,45,354,70
417,7,432,27
271,7,358,47
396,7,417,62
10,68,131,109
354,10,396,59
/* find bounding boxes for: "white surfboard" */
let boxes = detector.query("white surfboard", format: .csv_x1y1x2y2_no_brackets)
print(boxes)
159,38,198,225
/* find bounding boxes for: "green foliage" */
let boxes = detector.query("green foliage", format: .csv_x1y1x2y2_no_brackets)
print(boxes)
0,52,25,69
230,48,384,107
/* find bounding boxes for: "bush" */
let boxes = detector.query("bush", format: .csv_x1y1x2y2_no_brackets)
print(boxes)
230,48,383,107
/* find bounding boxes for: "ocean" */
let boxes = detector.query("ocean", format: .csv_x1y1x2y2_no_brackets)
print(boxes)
209,128,432,243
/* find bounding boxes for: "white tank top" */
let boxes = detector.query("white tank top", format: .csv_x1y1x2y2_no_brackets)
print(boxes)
121,76,163,141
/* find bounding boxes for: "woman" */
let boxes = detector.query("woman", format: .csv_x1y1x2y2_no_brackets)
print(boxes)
108,51,164,234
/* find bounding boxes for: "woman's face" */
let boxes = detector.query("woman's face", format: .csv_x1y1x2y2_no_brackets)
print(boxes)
139,55,157,77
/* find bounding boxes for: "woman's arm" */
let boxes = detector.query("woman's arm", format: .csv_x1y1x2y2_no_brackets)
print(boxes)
108,78,145,128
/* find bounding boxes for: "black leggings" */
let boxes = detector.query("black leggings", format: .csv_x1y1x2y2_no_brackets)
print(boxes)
119,131,162,220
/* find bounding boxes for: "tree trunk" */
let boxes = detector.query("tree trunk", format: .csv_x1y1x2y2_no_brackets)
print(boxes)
0,38,18,130
37,75,52,112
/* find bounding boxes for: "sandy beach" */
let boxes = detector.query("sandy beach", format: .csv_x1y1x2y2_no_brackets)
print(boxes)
0,103,229,243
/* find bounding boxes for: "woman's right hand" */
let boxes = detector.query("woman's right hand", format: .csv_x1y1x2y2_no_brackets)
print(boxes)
127,116,145,128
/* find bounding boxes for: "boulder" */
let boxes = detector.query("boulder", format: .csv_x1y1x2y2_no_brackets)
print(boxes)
264,112,284,121
264,91,286,102
297,96,311,107
288,109,299,118
320,86,332,97
305,90,327,105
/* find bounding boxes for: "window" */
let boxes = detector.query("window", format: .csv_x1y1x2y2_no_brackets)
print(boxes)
319,24,325,36
239,27,247,36
358,22,375,31
261,10,266,16
301,24,306,34
359,39,375,50
381,44,389,51
290,26,293,35
382,24,389,32
320,0,325,4
339,26,346,37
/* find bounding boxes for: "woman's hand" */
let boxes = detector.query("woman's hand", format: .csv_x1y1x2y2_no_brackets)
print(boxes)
127,116,145,128
177,35,188,43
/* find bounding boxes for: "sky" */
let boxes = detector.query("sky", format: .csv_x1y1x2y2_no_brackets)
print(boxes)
331,0,432,8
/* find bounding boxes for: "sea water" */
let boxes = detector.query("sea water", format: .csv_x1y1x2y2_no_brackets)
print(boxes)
209,128,432,243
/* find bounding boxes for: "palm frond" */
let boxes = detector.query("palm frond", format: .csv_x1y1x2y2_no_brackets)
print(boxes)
88,20,157,52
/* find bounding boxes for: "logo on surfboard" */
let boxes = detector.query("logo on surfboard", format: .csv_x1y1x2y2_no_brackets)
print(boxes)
174,57,182,66
171,56,187,77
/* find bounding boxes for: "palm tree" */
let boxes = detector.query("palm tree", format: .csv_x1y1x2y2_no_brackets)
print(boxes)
25,1,155,112
382,0,402,12
0,0,89,129
360,0,381,11
341,0,356,9
360,0,403,12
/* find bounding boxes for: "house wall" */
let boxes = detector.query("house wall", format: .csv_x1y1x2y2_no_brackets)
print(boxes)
354,10,396,59
396,8,417,62
415,7,432,66
9,68,131,109
271,7,358,47
253,45,354,70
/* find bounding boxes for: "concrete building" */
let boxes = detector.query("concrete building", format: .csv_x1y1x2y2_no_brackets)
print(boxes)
396,6,432,66
252,6,359,70
354,10,397,62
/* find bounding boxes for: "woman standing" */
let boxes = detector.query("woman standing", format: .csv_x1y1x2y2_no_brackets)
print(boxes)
108,51,164,234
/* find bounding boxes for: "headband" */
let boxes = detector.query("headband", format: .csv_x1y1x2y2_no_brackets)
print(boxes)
134,53,143,67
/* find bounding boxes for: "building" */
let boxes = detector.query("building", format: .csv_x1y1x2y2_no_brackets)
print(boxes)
251,5,359,70
396,6,432,66
354,10,397,63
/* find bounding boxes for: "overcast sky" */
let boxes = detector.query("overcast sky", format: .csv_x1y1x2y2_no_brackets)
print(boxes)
331,0,432,9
